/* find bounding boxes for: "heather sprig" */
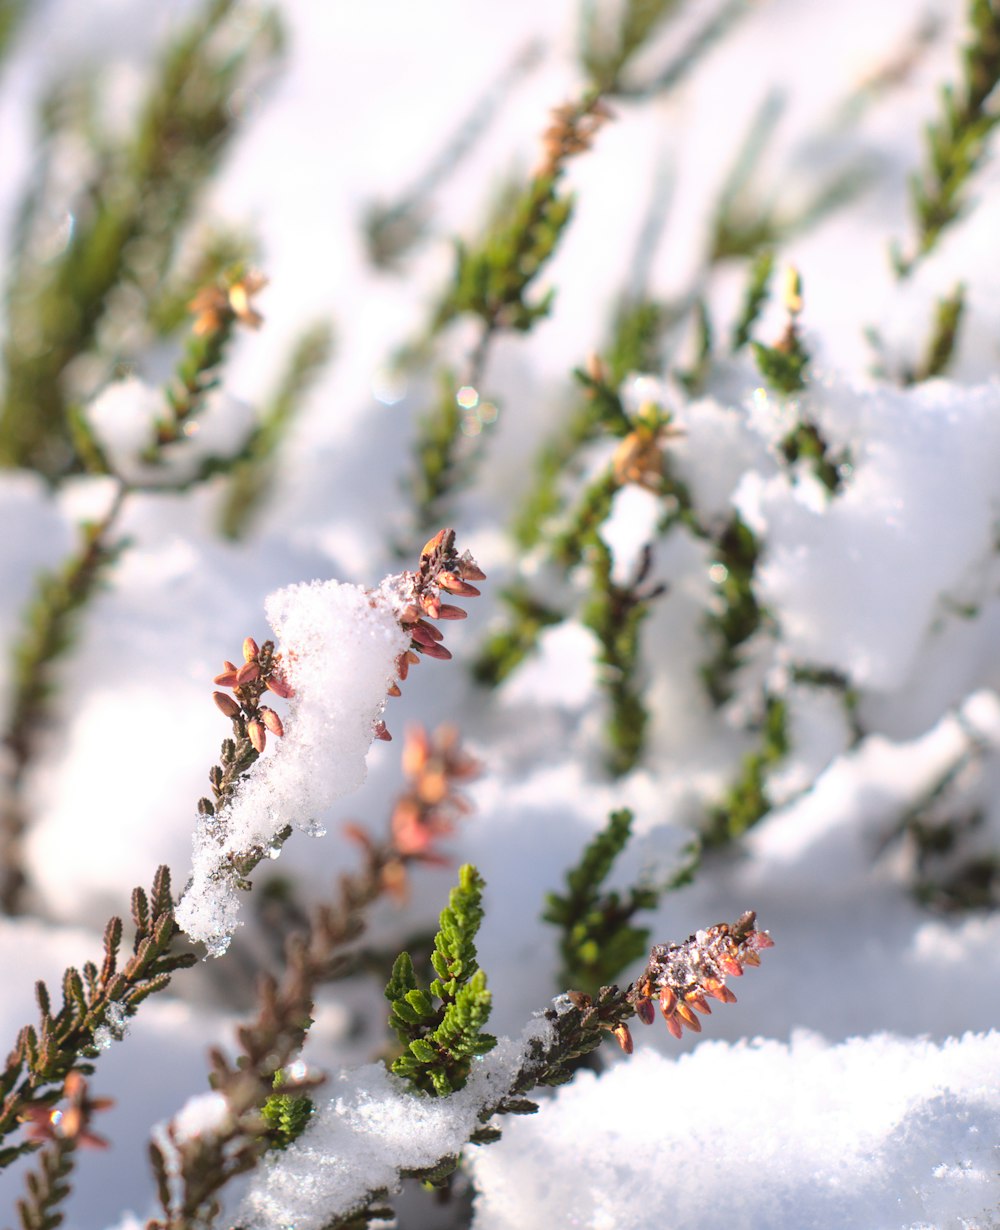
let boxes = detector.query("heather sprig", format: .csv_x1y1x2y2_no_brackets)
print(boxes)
289,911,772,1228
144,268,268,462
401,92,612,543
0,492,128,914
582,541,667,777
385,864,496,1097
0,867,194,1168
894,0,1000,276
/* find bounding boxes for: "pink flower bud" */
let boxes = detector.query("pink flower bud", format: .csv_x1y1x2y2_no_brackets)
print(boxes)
436,604,468,620
259,707,284,736
247,719,266,754
213,692,240,718
373,721,392,742
236,661,261,685
242,637,260,663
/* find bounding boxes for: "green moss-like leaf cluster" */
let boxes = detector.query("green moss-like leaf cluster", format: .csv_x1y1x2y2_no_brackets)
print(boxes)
385,865,496,1096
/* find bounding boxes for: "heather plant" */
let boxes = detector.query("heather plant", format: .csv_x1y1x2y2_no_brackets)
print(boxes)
2,2,1000,1229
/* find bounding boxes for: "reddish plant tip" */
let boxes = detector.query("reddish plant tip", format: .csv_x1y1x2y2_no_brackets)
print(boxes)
213,668,239,687
627,913,770,1044
436,572,481,597
415,641,453,661
242,636,260,663
374,721,392,742
259,707,284,736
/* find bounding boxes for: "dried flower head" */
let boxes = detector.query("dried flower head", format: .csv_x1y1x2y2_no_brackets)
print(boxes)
628,911,773,1041
612,403,683,492
190,269,268,336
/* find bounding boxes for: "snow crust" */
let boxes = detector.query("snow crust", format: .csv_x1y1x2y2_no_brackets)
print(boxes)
469,1032,1000,1230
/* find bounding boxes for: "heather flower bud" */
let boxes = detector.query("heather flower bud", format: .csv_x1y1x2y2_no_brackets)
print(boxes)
247,719,266,754
613,1024,634,1054
242,637,260,663
259,707,284,736
436,604,468,620
415,641,453,661
213,669,239,687
213,691,241,718
373,721,392,742
236,661,261,685
265,672,294,699
436,572,481,597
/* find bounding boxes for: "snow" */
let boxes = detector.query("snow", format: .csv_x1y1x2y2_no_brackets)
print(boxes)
1,0,1000,1228
174,578,409,954
469,1032,1000,1230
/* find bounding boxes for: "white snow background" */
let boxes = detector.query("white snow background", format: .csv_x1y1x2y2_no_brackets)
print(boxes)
2,1,1000,1228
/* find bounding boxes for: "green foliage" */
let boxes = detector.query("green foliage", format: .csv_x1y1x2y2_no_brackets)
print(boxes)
261,1070,314,1150
581,541,665,777
385,865,496,1097
779,419,845,494
543,809,657,993
895,0,1000,275
0,0,283,478
907,283,967,382
751,336,808,396
704,695,789,846
434,173,572,336
404,369,468,541
1,501,128,912
219,321,334,539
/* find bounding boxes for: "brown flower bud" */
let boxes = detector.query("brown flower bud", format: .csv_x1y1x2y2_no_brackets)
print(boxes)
436,604,468,620
247,719,266,754
259,707,284,736
387,682,402,697
613,1024,634,1054
373,720,392,742
236,662,261,685
415,641,453,661
436,572,480,597
213,669,239,687
243,637,260,663
458,558,487,582
213,692,241,718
